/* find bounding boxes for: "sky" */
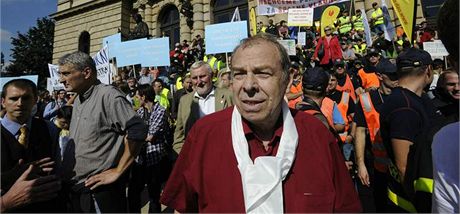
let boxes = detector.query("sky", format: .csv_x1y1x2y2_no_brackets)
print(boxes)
1,0,57,66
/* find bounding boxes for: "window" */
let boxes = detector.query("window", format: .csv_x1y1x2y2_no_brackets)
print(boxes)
78,31,90,54
159,5,180,49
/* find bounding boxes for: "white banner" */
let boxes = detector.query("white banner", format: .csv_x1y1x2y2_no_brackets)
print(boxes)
288,8,314,26
93,45,112,85
278,40,296,55
423,40,449,58
360,8,373,47
48,64,65,91
297,32,306,45
258,0,348,16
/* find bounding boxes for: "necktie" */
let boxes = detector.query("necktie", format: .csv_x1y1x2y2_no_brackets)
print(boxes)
18,126,29,148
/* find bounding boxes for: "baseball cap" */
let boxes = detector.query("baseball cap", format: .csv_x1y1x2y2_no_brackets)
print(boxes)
376,59,398,80
334,59,345,67
396,48,433,70
367,48,380,56
302,67,330,91
290,61,300,70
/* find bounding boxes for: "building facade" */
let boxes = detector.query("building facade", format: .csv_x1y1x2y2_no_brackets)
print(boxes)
51,0,426,63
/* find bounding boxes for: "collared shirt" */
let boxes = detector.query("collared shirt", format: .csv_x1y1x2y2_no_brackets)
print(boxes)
136,103,169,166
138,73,153,85
69,81,146,184
160,107,361,213
194,88,215,118
43,99,67,120
1,115,31,140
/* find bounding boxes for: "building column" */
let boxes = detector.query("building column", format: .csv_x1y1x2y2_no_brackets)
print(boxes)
145,4,153,36
192,0,204,38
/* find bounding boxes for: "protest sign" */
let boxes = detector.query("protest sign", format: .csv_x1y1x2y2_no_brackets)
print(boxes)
139,37,171,67
278,40,296,55
102,33,121,58
288,8,314,26
93,45,111,84
48,64,65,90
423,40,449,58
258,0,348,16
297,32,306,45
205,21,248,55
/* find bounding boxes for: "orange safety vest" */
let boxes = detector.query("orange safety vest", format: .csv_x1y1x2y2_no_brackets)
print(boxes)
320,97,335,129
358,68,380,89
336,74,357,101
337,92,351,142
359,92,389,173
288,83,302,109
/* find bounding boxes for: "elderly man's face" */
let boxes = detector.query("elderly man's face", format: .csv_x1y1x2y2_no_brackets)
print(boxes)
191,65,213,96
231,41,288,126
443,72,460,100
59,64,89,93
2,85,37,124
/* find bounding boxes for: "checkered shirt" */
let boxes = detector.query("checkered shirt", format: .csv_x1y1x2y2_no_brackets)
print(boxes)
135,103,169,166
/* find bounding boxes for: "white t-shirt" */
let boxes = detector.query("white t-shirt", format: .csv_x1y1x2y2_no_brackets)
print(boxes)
194,89,216,118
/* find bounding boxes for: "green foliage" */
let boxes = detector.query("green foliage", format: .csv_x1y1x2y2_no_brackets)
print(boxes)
6,17,54,88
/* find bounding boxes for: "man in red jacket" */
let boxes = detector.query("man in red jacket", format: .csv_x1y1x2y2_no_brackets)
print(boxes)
160,33,361,213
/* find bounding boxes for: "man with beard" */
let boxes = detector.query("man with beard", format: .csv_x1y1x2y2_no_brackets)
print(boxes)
354,59,398,212
430,70,459,119
172,61,233,155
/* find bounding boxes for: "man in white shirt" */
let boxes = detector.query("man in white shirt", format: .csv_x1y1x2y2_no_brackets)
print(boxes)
172,61,233,155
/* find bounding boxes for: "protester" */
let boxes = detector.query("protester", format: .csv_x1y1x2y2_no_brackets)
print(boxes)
1,79,62,212
380,48,437,212
431,0,459,212
43,89,67,120
58,51,147,212
354,59,398,212
172,61,233,155
128,84,171,213
314,25,342,70
171,73,193,121
160,33,361,212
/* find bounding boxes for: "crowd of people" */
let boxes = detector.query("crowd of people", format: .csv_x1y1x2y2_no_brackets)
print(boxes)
0,0,458,213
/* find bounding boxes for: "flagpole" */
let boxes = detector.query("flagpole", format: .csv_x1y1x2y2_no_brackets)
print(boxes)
106,41,112,84
411,0,417,46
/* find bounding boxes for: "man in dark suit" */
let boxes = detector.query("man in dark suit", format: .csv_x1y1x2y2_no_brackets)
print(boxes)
1,79,61,212
173,61,233,155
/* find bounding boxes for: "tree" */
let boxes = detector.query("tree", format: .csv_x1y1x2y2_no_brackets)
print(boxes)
6,17,54,88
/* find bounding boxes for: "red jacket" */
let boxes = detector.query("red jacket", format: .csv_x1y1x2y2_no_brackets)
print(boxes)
314,36,342,65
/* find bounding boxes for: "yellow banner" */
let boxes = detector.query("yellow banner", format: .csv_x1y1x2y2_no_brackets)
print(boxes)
391,0,416,42
320,5,340,37
249,7,257,36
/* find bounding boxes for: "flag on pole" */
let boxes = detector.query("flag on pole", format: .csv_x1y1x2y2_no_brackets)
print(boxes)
231,7,241,22
360,8,373,47
92,45,112,84
249,7,257,36
320,5,340,37
381,0,396,41
390,0,416,42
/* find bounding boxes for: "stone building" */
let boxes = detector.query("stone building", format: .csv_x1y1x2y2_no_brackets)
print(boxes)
51,0,426,63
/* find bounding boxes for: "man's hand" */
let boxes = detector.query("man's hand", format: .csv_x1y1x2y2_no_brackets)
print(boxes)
84,168,122,190
1,165,61,212
31,157,55,175
357,163,370,186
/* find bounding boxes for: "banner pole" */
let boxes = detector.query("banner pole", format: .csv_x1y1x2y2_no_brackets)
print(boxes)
106,41,112,84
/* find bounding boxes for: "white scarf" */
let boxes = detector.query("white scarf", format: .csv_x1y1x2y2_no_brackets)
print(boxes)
231,102,299,213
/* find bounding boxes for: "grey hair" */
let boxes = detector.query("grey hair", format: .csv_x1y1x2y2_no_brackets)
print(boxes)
231,33,290,84
58,51,97,74
190,61,212,74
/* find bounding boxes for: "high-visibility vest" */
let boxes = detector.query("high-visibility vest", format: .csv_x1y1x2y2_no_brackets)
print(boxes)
156,88,170,110
176,76,183,90
352,15,364,31
208,56,217,69
337,92,351,142
372,8,384,26
396,39,404,46
353,44,367,55
261,26,267,33
338,16,352,34
359,92,389,173
288,83,302,109
358,68,380,89
336,74,357,101
321,97,335,129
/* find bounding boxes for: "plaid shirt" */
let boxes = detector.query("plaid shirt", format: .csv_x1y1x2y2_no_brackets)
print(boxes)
136,103,169,166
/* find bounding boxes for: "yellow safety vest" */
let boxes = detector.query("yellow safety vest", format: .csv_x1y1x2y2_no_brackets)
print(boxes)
353,44,367,55
155,88,170,110
338,16,352,34
372,8,384,26
176,76,183,90
352,15,364,31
